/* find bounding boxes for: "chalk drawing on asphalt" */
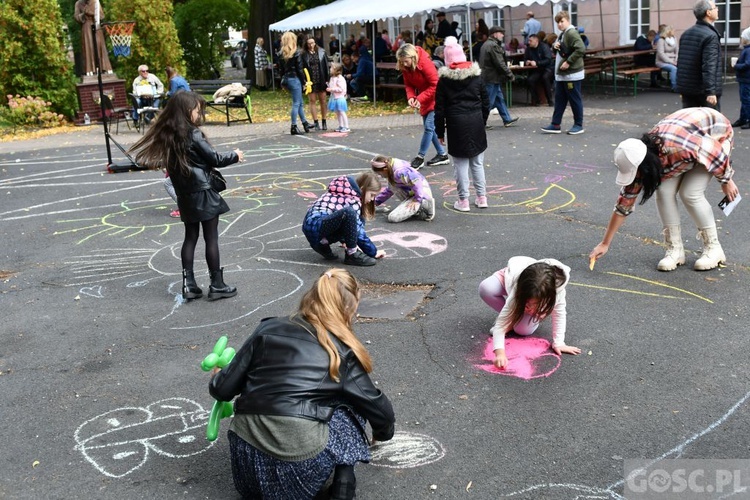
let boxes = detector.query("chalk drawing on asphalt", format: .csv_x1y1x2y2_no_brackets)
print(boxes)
369,431,446,469
475,337,561,380
499,390,750,498
74,398,214,478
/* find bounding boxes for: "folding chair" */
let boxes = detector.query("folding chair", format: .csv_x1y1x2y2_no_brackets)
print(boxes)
100,94,131,134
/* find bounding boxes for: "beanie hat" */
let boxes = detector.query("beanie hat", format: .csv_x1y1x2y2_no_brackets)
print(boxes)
443,36,466,66
742,27,750,44
613,138,647,186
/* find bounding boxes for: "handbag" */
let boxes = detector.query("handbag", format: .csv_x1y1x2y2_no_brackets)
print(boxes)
209,169,227,192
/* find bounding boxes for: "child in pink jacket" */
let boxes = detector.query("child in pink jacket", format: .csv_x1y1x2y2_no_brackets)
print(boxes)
327,63,350,133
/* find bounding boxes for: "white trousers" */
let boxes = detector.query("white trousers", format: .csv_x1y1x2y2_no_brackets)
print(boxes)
655,165,715,230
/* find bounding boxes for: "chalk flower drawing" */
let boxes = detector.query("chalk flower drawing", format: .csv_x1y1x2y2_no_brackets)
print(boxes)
370,431,446,469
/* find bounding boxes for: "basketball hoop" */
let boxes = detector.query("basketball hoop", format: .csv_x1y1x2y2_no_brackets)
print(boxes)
104,21,135,58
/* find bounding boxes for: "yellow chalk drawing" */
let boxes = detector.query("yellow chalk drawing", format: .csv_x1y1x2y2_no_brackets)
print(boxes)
443,183,576,216
570,271,713,304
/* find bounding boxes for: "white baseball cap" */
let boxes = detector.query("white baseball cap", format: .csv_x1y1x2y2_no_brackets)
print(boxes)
613,138,648,186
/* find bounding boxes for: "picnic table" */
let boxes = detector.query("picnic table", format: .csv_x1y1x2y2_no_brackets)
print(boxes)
586,49,656,95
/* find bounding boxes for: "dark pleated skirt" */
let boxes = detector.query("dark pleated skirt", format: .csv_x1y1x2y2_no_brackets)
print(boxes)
228,408,369,499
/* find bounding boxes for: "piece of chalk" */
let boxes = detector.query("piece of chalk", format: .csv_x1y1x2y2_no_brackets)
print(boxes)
589,257,596,270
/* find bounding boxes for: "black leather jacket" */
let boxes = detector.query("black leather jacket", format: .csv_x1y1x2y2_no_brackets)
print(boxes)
170,128,238,195
282,49,306,82
209,315,396,442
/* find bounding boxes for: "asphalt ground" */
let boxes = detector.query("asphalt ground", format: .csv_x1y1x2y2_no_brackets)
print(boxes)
1,85,749,500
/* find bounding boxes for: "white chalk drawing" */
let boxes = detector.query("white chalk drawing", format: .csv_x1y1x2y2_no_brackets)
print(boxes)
74,397,214,478
499,389,750,498
369,431,446,469
79,285,104,298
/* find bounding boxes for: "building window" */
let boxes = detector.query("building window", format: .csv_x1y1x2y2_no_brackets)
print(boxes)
553,2,579,32
626,0,650,41
452,13,469,43
484,9,503,29
715,0,741,42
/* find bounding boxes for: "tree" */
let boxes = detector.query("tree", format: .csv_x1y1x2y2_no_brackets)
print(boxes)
174,0,247,79
0,0,78,116
107,0,185,84
246,0,277,79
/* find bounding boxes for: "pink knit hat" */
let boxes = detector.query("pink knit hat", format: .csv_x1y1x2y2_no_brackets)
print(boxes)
443,36,466,66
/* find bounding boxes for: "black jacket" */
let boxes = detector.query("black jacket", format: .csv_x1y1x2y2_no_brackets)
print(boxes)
282,49,306,81
434,62,489,158
209,315,396,442
676,20,722,97
301,47,330,86
170,128,237,223
524,41,552,72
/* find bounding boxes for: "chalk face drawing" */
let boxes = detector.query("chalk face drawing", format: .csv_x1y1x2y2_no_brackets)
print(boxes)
74,398,214,478
369,230,448,259
475,337,561,379
369,431,446,469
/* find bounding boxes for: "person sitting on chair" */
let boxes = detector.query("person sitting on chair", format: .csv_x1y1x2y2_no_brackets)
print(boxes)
132,65,165,125
166,66,190,97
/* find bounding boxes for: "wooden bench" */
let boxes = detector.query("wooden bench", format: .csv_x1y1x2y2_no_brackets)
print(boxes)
375,82,405,102
189,79,252,126
619,66,661,96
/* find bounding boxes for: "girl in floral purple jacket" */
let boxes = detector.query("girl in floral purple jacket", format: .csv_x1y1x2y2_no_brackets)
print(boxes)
303,172,386,266
371,155,435,222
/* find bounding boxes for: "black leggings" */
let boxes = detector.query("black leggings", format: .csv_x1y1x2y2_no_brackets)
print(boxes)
181,217,221,272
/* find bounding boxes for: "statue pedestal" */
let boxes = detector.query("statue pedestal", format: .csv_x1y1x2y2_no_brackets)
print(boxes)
75,75,129,124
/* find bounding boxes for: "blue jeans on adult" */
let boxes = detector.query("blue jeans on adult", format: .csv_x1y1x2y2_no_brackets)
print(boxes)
132,96,160,122
551,79,583,127
658,64,677,90
286,76,307,126
739,82,750,124
419,111,446,157
485,83,512,123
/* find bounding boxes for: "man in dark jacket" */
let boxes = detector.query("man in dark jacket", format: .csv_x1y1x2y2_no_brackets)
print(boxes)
676,0,722,109
479,26,518,127
435,12,456,41
525,34,553,106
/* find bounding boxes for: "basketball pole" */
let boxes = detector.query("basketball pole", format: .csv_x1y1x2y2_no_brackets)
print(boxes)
91,21,140,173
91,21,114,166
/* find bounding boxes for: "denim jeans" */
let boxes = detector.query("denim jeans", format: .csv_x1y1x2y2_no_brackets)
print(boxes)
551,79,583,127
286,76,307,126
132,96,160,122
419,111,445,157
739,82,750,124
485,83,512,123
659,64,677,90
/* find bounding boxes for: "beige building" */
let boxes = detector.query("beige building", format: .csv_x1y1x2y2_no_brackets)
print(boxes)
321,0,749,52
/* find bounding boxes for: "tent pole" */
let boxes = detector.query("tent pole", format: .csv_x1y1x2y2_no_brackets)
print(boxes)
269,28,276,91
373,21,377,105
599,0,607,48
467,4,472,62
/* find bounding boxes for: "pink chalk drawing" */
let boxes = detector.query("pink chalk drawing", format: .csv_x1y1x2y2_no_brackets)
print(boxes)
297,191,318,199
369,229,448,259
475,337,560,379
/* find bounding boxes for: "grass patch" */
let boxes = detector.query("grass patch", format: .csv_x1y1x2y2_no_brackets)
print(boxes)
0,89,410,142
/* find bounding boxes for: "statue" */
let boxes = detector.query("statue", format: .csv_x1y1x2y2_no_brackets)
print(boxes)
74,0,113,76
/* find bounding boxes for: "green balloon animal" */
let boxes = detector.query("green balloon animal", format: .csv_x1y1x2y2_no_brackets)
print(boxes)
201,336,236,441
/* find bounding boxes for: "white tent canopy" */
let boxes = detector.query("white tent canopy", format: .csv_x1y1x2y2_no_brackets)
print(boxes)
269,0,582,33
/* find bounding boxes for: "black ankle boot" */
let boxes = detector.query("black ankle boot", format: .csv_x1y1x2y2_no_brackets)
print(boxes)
329,465,356,500
291,124,303,135
207,268,237,301
302,121,311,133
313,120,320,131
322,119,327,131
182,269,203,300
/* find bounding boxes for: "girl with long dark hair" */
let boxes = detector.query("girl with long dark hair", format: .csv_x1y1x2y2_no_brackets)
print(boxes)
130,91,243,301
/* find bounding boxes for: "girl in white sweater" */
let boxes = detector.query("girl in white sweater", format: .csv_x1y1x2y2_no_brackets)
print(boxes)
479,256,581,369
327,63,350,132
